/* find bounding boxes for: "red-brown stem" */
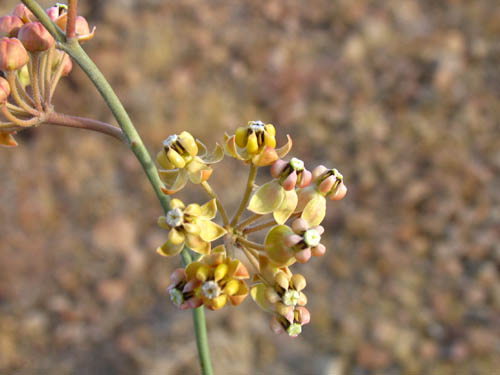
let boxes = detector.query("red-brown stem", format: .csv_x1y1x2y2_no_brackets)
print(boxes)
66,0,78,39
46,112,126,142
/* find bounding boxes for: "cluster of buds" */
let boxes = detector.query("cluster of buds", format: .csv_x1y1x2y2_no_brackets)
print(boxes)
0,3,93,147
158,121,347,337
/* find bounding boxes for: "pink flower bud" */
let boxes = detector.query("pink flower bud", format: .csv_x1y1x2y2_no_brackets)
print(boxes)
0,37,29,71
295,248,311,264
170,268,186,286
312,165,328,181
284,234,303,247
318,175,336,194
298,169,312,188
282,170,297,191
182,279,198,293
329,181,347,201
18,22,55,52
271,159,287,178
0,77,10,103
60,53,73,76
186,297,202,309
311,225,324,235
0,16,23,38
46,5,66,21
311,244,326,257
295,306,311,325
11,5,35,23
291,218,309,234
270,316,285,335
75,16,91,36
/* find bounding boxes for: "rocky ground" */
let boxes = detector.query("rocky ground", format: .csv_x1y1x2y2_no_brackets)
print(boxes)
1,0,499,374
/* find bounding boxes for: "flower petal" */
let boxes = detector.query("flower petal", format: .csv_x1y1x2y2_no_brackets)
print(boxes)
0,132,18,147
301,193,326,226
186,233,211,255
250,283,274,312
156,149,175,169
248,180,285,215
200,199,217,220
228,281,249,306
264,225,296,266
198,219,227,242
273,189,298,225
187,159,213,184
168,228,186,245
200,143,224,164
228,259,250,279
276,134,293,158
251,146,278,166
159,168,188,195
157,239,185,257
224,134,250,160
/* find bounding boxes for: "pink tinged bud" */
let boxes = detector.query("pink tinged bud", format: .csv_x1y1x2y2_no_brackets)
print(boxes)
0,16,23,38
270,316,285,335
295,248,311,264
311,225,324,235
182,279,198,294
298,292,308,306
318,175,336,194
298,169,312,188
0,37,29,71
75,16,91,36
291,218,309,234
18,22,55,52
291,274,306,291
311,244,326,257
329,181,347,201
295,306,311,325
276,302,294,323
186,297,202,309
170,268,186,286
271,159,287,178
312,165,329,182
46,7,60,21
284,234,303,248
265,286,281,304
11,5,34,23
61,54,73,76
282,170,297,191
0,77,10,103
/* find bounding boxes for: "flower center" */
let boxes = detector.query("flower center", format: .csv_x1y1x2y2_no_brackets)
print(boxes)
163,134,178,148
290,157,304,171
249,120,266,133
202,281,221,299
169,288,184,307
287,323,302,337
304,229,321,247
282,290,300,306
166,208,184,227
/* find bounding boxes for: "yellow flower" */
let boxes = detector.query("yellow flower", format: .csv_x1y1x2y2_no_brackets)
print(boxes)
224,120,292,166
157,131,224,194
185,246,250,310
156,198,226,256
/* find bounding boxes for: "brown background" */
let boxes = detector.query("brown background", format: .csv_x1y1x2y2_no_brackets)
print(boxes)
1,0,499,374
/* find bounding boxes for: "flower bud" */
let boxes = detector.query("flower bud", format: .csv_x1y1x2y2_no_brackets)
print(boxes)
311,244,326,257
18,22,55,52
291,218,308,234
284,234,303,248
329,181,347,201
312,165,329,181
60,53,73,76
274,271,289,290
291,274,306,292
270,315,285,335
295,248,311,263
0,76,11,103
271,159,287,178
265,287,281,304
0,37,29,71
75,16,91,36
11,5,35,23
295,306,311,325
0,16,23,38
46,4,67,21
282,170,297,191
170,268,186,286
318,175,336,194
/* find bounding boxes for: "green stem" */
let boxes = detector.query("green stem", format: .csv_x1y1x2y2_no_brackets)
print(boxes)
201,181,230,227
231,164,257,226
21,2,214,373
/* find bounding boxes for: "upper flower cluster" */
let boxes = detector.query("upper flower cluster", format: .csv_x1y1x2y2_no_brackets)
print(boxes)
157,121,347,338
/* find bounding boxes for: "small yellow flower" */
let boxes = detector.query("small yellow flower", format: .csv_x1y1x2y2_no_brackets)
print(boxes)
185,246,250,310
157,131,224,194
224,120,292,166
157,198,226,256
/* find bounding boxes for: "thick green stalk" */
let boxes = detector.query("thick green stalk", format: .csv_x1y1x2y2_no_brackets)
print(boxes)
22,1,214,373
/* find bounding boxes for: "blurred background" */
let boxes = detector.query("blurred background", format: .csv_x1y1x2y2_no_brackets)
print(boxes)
1,0,499,374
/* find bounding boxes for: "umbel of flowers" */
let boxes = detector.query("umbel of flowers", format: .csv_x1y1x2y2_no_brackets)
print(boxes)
157,122,347,337
0,3,94,147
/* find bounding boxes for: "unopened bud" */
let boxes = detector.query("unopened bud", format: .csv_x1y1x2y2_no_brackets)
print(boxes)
75,16,91,36
295,306,311,325
311,244,326,257
282,170,297,191
18,22,55,52
0,37,29,71
329,181,347,201
312,165,329,182
11,5,35,23
265,286,281,304
0,16,23,38
318,175,336,194
295,248,311,264
46,4,67,21
0,77,10,103
274,271,289,290
291,274,306,292
271,159,288,178
298,169,312,188
291,218,309,234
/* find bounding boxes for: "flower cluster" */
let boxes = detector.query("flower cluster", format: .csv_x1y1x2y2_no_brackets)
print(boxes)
158,121,347,337
0,3,93,147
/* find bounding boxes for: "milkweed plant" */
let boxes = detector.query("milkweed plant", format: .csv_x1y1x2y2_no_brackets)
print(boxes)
0,2,347,373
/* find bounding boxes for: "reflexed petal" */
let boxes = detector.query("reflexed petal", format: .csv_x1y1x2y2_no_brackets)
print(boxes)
0,132,18,147
170,198,186,210
186,233,211,255
184,203,201,217
247,180,285,215
204,247,225,266
228,281,249,306
159,168,188,195
224,134,250,160
187,159,212,184
196,139,208,157
200,199,217,220
228,259,250,279
250,283,274,312
264,225,296,266
301,193,326,226
198,219,227,242
156,239,185,257
273,189,298,225
168,228,186,245
252,146,278,166
183,223,201,235
200,143,224,164
276,134,293,158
